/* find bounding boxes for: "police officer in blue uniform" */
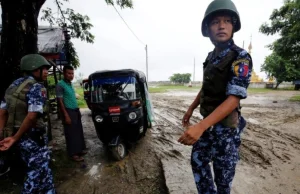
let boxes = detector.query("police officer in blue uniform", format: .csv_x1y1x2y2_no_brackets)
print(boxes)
0,54,56,194
178,0,252,193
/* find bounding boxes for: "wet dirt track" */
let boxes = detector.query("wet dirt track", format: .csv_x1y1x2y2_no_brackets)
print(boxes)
50,90,300,194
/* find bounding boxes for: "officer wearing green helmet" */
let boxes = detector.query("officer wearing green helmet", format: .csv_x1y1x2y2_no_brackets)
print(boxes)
178,0,252,193
0,54,56,193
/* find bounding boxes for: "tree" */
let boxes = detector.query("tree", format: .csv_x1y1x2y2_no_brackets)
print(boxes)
75,72,84,85
169,73,191,84
259,0,300,87
261,52,300,88
0,0,133,100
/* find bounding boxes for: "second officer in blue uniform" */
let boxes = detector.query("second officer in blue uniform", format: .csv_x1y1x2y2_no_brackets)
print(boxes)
0,54,56,194
178,0,253,193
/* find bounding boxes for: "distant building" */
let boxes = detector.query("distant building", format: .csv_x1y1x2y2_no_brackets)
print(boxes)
247,38,264,83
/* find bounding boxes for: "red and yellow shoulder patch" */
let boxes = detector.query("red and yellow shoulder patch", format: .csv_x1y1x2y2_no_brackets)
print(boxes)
232,59,250,78
41,88,47,98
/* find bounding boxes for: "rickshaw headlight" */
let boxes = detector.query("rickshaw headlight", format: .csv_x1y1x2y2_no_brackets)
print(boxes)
128,112,137,120
95,115,103,123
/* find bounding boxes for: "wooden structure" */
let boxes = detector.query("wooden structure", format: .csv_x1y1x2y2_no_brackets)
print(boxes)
38,26,70,140
0,25,70,140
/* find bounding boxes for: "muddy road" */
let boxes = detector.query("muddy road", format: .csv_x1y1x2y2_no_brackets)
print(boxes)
53,89,300,194
1,90,299,194
151,90,300,194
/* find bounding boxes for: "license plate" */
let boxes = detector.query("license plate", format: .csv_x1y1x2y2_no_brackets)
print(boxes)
112,117,119,122
109,106,120,114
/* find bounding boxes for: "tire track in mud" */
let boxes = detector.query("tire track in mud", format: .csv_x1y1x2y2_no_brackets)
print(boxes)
153,96,276,168
241,115,300,168
54,98,192,194
150,99,199,193
151,110,185,158
153,95,300,169
53,92,300,194
55,110,169,194
152,99,202,125
153,93,300,194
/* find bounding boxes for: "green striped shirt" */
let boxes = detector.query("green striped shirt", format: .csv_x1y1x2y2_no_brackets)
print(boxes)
56,80,78,109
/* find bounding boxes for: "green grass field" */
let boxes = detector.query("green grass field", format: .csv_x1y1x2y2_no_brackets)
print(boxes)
290,95,300,102
74,86,87,108
247,88,274,93
148,85,292,94
247,87,295,94
74,85,299,108
149,85,200,93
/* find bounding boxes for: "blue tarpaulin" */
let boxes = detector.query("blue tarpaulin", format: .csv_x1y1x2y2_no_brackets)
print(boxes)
0,25,67,65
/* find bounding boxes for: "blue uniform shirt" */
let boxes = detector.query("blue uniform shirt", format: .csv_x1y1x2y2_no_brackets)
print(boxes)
209,40,252,99
0,76,47,114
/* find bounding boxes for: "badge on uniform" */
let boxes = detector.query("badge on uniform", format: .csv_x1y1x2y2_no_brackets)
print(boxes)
232,59,250,78
41,88,47,98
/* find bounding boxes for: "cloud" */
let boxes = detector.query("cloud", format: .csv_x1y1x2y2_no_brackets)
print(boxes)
38,0,283,81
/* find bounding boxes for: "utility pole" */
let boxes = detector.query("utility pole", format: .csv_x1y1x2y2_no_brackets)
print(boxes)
193,57,195,82
145,45,148,81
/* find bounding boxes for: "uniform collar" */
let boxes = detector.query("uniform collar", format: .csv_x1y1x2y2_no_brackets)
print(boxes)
211,39,234,60
24,76,35,80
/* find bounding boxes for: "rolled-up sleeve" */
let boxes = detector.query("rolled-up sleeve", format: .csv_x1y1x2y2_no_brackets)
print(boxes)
56,84,64,98
226,56,252,99
0,100,7,110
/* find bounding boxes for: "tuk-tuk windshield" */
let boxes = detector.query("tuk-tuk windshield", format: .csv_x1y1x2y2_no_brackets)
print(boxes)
91,76,141,103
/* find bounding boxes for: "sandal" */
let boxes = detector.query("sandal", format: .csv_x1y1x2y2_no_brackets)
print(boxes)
71,155,84,162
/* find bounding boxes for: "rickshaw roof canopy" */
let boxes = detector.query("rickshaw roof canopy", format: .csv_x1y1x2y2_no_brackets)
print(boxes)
89,69,147,83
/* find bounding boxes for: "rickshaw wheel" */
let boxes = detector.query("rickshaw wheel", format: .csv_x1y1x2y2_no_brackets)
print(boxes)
111,141,127,161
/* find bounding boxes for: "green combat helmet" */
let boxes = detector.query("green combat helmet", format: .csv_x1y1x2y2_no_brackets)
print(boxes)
20,54,51,71
201,0,241,37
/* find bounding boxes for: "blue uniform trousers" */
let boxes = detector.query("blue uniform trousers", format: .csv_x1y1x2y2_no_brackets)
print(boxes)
191,118,246,194
18,134,56,194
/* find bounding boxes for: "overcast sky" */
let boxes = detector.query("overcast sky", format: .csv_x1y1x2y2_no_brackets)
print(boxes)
32,0,286,81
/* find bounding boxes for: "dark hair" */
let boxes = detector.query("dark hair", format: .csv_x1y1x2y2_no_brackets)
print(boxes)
63,65,74,73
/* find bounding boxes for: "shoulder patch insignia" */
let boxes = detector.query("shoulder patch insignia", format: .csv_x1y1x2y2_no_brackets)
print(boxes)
232,59,250,78
41,88,47,98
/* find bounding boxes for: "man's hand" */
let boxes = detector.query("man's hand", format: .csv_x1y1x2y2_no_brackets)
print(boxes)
182,109,193,127
0,137,17,151
0,109,8,140
178,122,207,145
65,115,72,125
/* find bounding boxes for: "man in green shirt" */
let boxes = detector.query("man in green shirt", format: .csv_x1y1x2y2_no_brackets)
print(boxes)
56,66,87,162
